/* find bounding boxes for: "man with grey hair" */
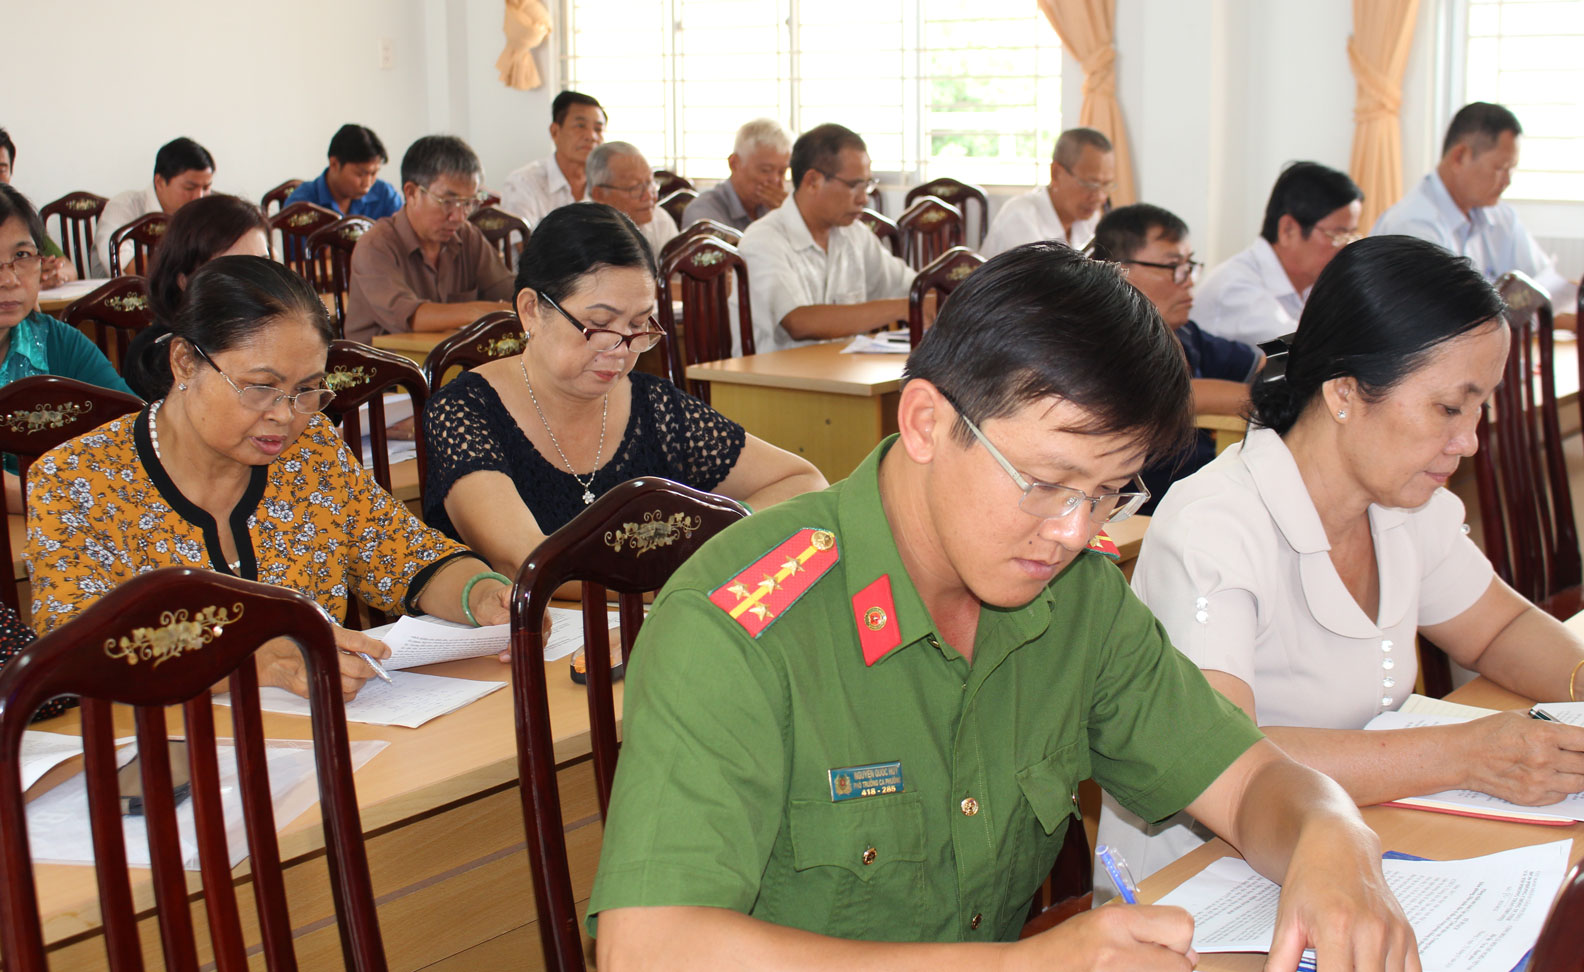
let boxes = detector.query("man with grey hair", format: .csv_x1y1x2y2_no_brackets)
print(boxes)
981,127,1115,257
588,141,680,255
346,134,512,344
682,119,793,231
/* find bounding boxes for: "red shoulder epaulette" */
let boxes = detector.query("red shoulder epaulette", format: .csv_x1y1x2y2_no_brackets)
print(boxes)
1087,530,1120,560
708,527,840,638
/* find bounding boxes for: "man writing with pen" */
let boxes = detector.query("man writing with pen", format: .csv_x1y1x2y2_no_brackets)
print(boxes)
586,243,1419,971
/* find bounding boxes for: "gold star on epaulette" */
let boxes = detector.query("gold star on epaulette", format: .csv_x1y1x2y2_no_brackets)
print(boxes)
758,574,778,593
749,604,774,622
728,582,751,599
781,558,803,574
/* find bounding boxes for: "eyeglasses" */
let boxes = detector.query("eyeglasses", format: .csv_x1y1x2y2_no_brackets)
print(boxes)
818,171,880,196
416,184,486,216
0,249,42,278
953,405,1150,524
190,343,336,414
598,180,660,200
1058,164,1117,196
540,292,664,354
1313,225,1363,248
1122,257,1203,285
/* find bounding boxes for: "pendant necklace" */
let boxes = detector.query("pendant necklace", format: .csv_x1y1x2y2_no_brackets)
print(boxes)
520,359,608,505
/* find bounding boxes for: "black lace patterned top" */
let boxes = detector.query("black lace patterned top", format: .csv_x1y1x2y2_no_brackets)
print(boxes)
423,370,747,540
0,602,72,722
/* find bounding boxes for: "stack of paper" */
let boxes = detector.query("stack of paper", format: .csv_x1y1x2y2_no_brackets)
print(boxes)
216,672,505,729
366,607,620,667
841,331,912,354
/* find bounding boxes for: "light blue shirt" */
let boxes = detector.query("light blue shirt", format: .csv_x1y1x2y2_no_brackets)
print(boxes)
1372,172,1574,309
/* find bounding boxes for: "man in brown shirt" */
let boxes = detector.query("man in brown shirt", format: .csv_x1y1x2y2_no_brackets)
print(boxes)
346,135,513,344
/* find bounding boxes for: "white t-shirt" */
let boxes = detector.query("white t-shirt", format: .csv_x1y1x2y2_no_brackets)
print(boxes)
500,155,582,229
1194,237,1308,347
981,187,1099,258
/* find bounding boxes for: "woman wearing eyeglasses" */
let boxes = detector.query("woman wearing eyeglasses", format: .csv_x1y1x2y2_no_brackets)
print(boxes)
26,256,516,701
423,203,825,575
1096,235,1584,884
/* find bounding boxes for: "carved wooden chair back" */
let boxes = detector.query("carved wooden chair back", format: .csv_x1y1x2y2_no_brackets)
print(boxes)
659,236,754,402
657,218,741,268
260,178,304,217
0,376,143,612
897,195,965,271
40,191,108,279
270,202,341,284
905,177,988,248
867,184,885,215
0,567,388,972
652,170,694,200
469,206,530,272
422,310,525,394
1531,856,1584,971
306,216,375,336
658,188,697,228
60,275,156,372
855,208,902,257
907,246,984,346
508,477,748,972
107,212,168,278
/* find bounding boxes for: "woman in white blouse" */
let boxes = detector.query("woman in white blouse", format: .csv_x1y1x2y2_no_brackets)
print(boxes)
1099,234,1584,881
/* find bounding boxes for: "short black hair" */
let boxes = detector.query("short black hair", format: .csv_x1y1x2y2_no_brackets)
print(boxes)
0,183,47,249
1259,162,1363,243
1250,235,1505,435
1442,102,1523,157
514,202,655,303
790,123,867,193
328,124,388,165
906,242,1192,463
0,128,14,168
552,91,605,126
1089,203,1189,263
1053,128,1113,169
400,135,482,189
153,137,216,182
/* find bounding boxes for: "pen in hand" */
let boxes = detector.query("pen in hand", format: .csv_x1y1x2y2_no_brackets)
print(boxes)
341,649,393,684
1096,843,1139,904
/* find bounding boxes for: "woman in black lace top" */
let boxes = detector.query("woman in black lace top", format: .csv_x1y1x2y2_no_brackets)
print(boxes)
423,204,825,570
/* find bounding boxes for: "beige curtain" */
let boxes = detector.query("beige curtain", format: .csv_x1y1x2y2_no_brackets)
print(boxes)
1347,0,1421,229
496,0,552,91
1036,0,1137,205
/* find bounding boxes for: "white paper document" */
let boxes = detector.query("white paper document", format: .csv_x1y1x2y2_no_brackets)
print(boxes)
215,671,504,729
20,732,136,792
1532,701,1584,726
841,331,912,354
364,608,619,666
544,606,621,662
1156,841,1570,972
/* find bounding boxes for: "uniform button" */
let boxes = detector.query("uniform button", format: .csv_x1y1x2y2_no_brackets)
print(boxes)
861,846,877,865
970,913,982,929
960,796,979,816
1070,792,1080,808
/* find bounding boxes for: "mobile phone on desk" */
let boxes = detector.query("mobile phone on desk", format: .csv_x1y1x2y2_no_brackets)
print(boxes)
570,639,627,686
117,741,192,816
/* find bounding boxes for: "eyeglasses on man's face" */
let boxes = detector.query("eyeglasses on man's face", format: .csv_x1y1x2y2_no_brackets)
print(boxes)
1122,257,1204,286
1058,163,1117,196
951,402,1149,524
416,184,486,216
1312,225,1363,248
819,170,880,196
191,343,336,414
540,292,664,354
599,180,660,200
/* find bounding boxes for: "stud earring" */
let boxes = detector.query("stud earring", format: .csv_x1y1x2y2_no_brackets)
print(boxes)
1336,409,1347,419
178,382,187,392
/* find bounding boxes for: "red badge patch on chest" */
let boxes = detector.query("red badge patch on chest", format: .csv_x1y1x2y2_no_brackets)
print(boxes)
708,528,840,638
851,574,901,666
1087,529,1120,560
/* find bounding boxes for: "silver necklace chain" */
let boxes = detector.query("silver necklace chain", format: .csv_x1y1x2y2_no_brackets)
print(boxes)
149,398,243,572
520,359,608,505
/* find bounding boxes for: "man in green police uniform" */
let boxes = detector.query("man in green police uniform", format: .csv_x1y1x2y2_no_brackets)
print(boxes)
590,244,1417,971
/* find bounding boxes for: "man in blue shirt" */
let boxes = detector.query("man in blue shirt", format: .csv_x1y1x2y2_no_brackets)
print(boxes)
1092,203,1263,514
285,124,403,220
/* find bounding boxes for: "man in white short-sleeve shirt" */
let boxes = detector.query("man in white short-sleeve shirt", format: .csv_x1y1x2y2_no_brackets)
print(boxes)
1196,162,1363,346
1374,101,1577,328
981,128,1113,258
736,124,919,354
500,91,605,228
93,136,214,277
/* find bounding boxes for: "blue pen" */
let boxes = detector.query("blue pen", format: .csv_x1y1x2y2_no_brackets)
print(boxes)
1095,843,1140,904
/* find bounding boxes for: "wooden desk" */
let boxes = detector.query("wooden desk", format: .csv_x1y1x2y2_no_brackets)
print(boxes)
33,650,615,971
36,279,108,316
1196,413,1247,455
1138,677,1583,971
686,342,907,482
372,330,454,369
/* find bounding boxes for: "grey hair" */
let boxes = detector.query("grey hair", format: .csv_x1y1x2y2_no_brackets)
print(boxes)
733,118,792,157
400,135,483,188
587,142,647,189
1052,127,1113,169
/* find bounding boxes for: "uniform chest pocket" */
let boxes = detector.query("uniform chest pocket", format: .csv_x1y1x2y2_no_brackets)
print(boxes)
1004,742,1088,914
789,792,926,879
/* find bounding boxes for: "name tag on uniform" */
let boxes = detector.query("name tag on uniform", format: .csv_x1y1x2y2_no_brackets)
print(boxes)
828,760,904,802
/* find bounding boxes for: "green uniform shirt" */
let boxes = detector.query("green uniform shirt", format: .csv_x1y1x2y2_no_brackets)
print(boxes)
589,436,1262,943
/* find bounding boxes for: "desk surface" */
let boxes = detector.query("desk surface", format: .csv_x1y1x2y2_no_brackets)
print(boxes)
37,279,108,315
686,341,907,397
372,330,455,356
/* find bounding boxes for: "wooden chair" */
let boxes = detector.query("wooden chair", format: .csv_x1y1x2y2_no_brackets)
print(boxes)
422,310,524,394
0,376,143,611
39,191,107,279
260,178,304,217
906,177,988,248
907,246,983,346
658,188,696,228
867,184,884,215
59,275,155,372
855,208,902,258
307,215,375,336
0,567,388,972
652,169,694,200
1471,271,1581,619
1531,856,1584,970
470,206,530,272
1018,820,1095,937
106,212,167,278
481,190,502,208
508,477,749,972
660,236,754,402
657,218,741,269
271,201,341,283
897,195,965,271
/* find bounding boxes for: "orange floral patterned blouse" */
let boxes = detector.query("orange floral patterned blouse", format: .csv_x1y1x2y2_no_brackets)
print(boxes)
25,408,474,634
